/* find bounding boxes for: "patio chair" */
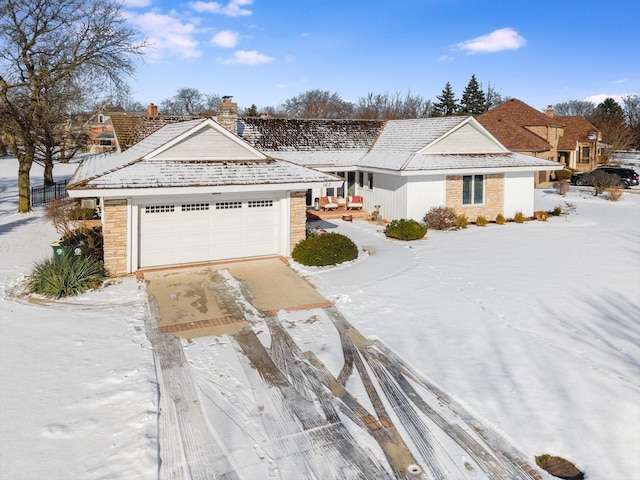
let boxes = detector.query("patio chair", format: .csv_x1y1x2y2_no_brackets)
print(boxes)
319,196,339,210
346,195,363,210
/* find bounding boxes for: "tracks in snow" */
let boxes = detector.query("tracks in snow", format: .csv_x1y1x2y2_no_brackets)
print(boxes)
147,269,548,479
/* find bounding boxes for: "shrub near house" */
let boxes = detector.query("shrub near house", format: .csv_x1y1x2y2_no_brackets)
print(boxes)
292,233,358,266
385,219,427,241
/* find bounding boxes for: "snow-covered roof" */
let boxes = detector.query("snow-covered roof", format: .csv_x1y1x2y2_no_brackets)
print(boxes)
358,151,562,172
70,159,339,189
356,117,560,172
68,118,340,192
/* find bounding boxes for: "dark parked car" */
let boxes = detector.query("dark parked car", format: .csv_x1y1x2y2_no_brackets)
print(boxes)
571,167,639,188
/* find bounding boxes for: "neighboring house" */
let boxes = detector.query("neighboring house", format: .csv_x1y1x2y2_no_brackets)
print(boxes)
66,118,342,275
87,114,117,154
478,99,565,184
477,99,603,180
239,115,561,222
555,115,603,171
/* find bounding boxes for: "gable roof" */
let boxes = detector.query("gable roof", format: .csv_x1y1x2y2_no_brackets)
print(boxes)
556,116,599,151
476,98,572,153
68,118,341,193
356,116,560,173
480,99,564,127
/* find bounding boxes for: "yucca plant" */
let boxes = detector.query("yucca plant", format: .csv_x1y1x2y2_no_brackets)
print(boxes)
28,254,107,298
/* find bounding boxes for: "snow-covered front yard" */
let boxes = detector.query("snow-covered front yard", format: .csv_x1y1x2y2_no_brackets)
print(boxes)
1,156,638,479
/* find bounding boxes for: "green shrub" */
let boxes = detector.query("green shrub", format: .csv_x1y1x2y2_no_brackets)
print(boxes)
292,232,358,266
554,168,574,181
552,205,563,216
475,215,488,226
514,211,525,223
456,214,468,229
423,206,458,230
385,219,427,241
28,255,107,299
495,213,505,225
69,207,98,220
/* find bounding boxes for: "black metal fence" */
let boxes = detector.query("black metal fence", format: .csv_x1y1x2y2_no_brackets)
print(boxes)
31,179,68,207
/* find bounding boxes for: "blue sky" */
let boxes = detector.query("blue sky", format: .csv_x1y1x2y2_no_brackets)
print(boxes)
123,0,639,112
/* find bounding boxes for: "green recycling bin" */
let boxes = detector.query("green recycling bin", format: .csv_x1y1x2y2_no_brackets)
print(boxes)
51,242,89,260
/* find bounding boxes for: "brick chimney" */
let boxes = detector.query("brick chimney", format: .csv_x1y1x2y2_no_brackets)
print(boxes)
217,96,238,135
546,105,554,118
147,103,158,116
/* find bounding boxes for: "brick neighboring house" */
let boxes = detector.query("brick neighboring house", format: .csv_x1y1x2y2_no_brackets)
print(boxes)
478,99,603,183
554,114,602,172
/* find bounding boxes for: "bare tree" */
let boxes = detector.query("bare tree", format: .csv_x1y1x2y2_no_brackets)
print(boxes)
622,95,640,150
354,91,432,119
161,87,205,116
553,100,595,116
280,89,354,119
0,0,145,212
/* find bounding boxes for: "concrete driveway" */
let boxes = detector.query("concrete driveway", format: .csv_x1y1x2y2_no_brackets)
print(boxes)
143,256,331,339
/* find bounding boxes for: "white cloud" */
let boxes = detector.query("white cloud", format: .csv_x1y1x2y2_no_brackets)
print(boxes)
190,0,253,16
438,55,454,62
124,11,203,60
221,50,274,65
212,30,239,48
586,93,627,104
457,27,526,54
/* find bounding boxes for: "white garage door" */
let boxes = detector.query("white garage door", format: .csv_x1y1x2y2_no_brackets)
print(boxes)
139,197,280,268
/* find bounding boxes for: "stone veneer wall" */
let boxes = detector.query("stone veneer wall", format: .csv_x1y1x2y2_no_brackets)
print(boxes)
102,199,128,276
445,174,504,221
289,191,307,253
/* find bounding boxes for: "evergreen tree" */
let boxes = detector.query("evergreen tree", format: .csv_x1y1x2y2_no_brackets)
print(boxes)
432,82,458,116
244,104,260,117
459,74,488,115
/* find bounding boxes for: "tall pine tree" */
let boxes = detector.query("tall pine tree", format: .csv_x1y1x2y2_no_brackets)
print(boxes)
432,82,458,116
459,74,488,115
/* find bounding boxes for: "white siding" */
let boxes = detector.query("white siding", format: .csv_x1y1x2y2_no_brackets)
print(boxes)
405,175,446,221
423,123,504,154
153,126,262,160
366,173,408,220
133,192,285,269
503,171,535,217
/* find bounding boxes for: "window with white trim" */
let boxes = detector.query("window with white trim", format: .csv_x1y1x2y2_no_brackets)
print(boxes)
462,175,484,205
181,203,209,211
215,201,242,210
248,200,273,208
367,173,374,190
145,205,175,213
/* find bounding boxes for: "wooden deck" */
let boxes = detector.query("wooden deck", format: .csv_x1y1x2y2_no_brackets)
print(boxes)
306,207,372,221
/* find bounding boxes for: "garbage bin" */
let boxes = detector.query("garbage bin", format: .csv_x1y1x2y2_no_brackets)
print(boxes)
51,242,89,261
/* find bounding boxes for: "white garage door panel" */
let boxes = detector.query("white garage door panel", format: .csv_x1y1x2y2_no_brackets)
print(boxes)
139,198,280,268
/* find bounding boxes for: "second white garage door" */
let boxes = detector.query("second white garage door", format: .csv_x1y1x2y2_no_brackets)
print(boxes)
139,197,280,268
